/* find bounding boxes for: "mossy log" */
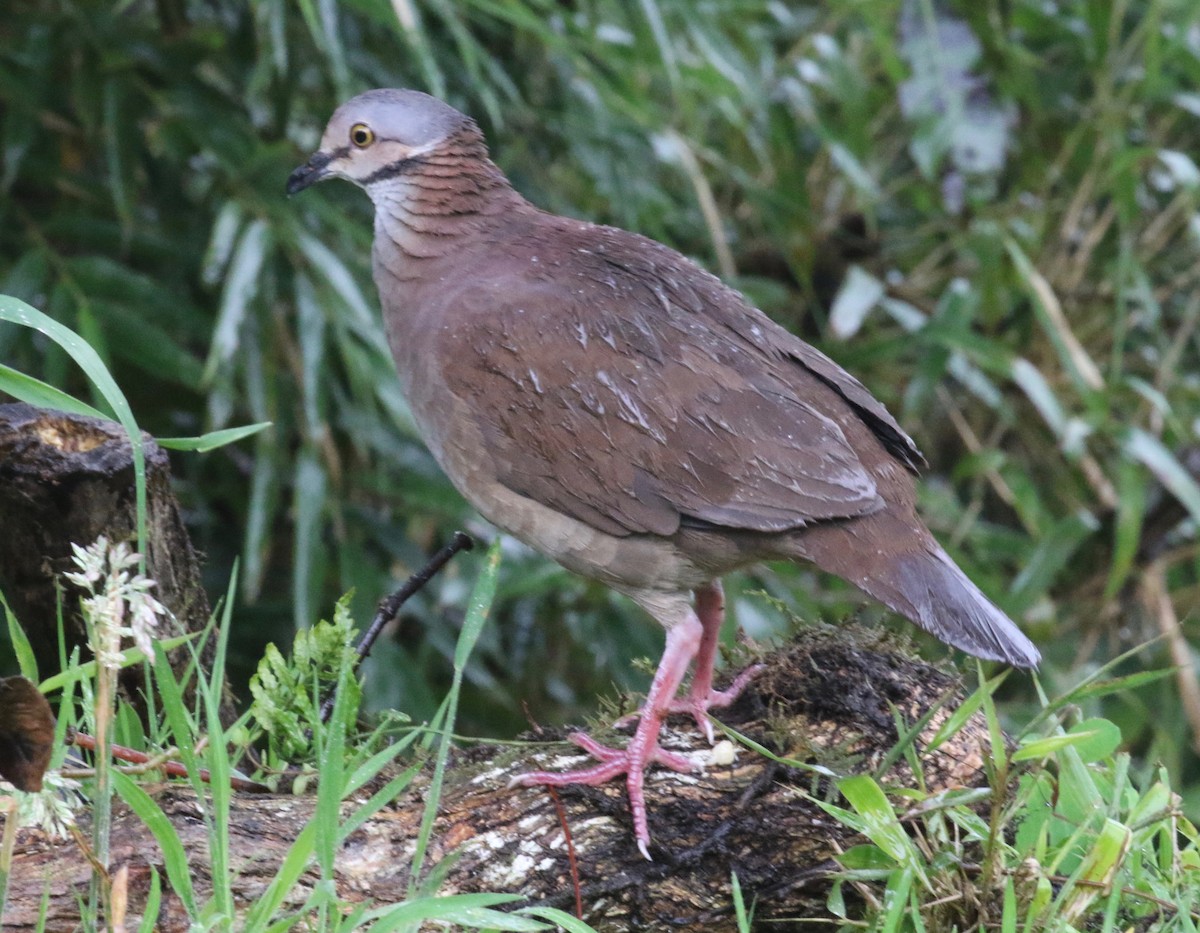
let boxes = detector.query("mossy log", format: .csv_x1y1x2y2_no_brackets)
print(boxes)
4,636,997,930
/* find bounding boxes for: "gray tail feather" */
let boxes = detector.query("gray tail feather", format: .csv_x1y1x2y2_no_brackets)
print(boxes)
881,547,1040,668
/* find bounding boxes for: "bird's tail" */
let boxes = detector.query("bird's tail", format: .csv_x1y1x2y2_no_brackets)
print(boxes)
876,546,1040,667
793,520,1040,668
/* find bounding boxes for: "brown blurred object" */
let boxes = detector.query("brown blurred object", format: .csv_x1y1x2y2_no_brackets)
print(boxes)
0,676,55,792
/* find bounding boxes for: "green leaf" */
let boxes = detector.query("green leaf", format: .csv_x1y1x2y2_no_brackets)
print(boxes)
409,540,501,892
0,294,149,560
836,775,916,866
201,577,237,922
1013,720,1120,763
839,844,898,871
313,662,348,879
1010,357,1067,437
927,670,1008,753
242,823,318,931
0,364,107,418
826,879,846,918
1,592,39,681
1001,876,1017,933
1071,668,1175,701
113,771,196,916
1127,781,1172,828
296,231,386,352
340,764,421,843
136,867,161,933
37,634,195,694
880,866,914,930
731,870,750,932
360,894,528,931
518,906,602,933
1004,238,1104,394
201,202,245,286
1066,718,1122,763
204,219,270,383
1054,743,1105,839
156,421,272,452
1123,427,1200,524
1060,819,1131,922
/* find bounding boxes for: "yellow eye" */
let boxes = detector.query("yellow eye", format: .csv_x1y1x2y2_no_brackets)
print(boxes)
349,123,375,148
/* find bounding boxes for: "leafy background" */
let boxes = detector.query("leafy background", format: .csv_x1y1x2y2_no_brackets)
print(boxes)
2,0,1198,816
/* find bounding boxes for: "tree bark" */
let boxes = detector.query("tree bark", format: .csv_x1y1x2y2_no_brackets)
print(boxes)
3,636,995,930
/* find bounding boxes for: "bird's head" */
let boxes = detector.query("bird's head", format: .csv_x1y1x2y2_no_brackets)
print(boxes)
286,89,472,196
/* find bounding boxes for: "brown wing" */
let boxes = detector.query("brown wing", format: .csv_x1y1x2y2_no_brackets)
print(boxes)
437,229,910,539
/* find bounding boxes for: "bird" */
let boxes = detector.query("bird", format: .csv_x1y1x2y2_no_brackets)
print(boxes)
287,89,1040,859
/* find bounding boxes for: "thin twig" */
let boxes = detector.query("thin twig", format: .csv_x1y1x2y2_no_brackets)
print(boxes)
319,531,475,724
68,732,272,793
547,785,583,920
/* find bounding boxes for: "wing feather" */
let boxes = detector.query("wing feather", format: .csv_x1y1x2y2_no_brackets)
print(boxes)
436,224,917,537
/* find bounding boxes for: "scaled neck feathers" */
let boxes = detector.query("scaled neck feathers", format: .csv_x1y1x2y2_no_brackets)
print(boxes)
369,125,527,264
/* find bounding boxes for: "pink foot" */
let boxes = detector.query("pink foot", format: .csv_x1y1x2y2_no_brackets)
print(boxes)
616,663,764,742
514,617,706,859
662,663,765,743
566,730,695,773
513,582,761,859
515,729,699,859
619,581,762,743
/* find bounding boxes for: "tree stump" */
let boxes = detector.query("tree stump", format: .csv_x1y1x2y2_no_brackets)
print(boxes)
0,403,215,712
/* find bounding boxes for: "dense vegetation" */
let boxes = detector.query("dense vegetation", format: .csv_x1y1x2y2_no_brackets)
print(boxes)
2,0,1198,846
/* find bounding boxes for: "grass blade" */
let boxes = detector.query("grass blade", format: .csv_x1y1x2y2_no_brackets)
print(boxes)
0,294,149,561
113,771,197,915
157,422,272,452
408,539,501,892
0,364,107,418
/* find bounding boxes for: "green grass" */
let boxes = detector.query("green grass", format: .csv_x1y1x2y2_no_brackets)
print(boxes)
4,529,605,930
814,664,1200,931
5,531,1198,929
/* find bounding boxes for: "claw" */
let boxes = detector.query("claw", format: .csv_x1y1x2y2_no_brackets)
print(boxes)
514,616,705,855
510,583,761,856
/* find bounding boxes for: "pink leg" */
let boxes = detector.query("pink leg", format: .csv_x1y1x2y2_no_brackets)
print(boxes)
618,581,763,742
515,613,704,860
675,581,763,741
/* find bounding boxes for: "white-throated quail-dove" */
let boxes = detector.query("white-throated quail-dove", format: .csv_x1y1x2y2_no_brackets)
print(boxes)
287,89,1039,860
